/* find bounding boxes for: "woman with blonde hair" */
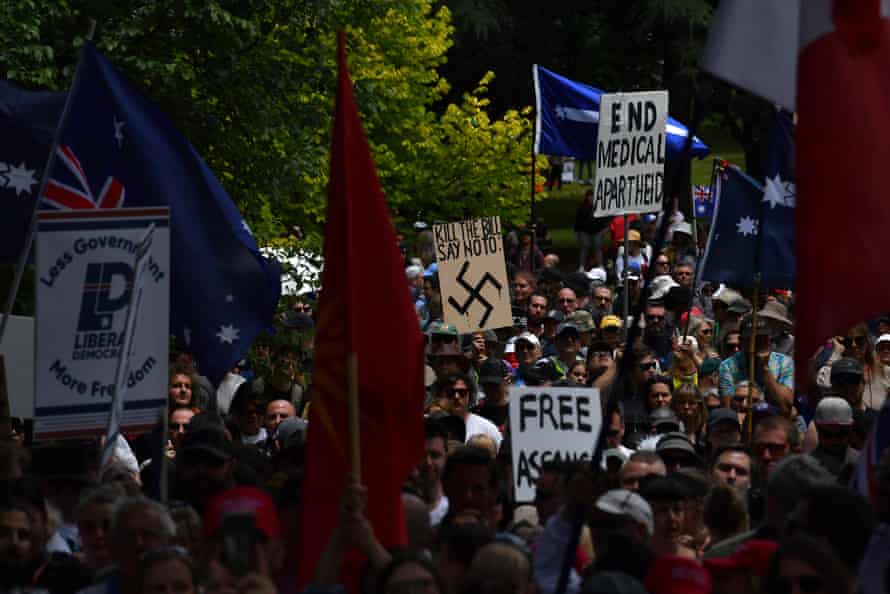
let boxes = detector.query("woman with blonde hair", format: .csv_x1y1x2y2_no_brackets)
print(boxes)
671,383,705,446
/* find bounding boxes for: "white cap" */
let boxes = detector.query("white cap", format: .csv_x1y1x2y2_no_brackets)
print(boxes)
595,489,654,537
876,334,890,347
585,267,607,283
516,331,541,348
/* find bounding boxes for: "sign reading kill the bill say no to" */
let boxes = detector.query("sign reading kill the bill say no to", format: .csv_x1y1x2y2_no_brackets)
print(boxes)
434,216,512,334
34,208,170,439
593,91,668,217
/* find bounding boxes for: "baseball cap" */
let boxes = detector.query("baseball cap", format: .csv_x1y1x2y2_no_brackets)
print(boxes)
429,321,458,337
275,417,308,449
556,322,581,338
482,329,499,343
645,556,712,594
648,408,682,432
656,432,701,466
649,274,679,301
627,229,641,242
831,357,864,382
707,408,740,431
544,309,565,323
699,357,721,376
876,334,890,347
567,310,596,333
703,539,779,576
595,489,654,537
203,486,281,539
712,287,742,306
600,315,622,331
814,396,854,426
405,265,424,279
515,331,541,348
625,261,642,281
671,221,693,238
478,358,507,385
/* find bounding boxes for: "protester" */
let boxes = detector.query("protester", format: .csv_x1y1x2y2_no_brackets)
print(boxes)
708,444,753,491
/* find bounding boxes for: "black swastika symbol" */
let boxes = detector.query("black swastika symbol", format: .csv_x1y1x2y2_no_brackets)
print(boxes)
447,260,503,327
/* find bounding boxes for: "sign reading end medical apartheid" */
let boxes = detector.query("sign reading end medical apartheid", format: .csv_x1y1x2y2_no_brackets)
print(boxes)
434,216,512,334
593,91,668,217
509,386,602,502
35,209,170,440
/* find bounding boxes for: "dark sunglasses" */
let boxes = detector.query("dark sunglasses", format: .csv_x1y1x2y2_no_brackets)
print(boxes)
753,442,788,457
818,426,851,440
639,361,657,371
171,422,190,431
843,335,867,347
646,315,664,322
447,387,469,398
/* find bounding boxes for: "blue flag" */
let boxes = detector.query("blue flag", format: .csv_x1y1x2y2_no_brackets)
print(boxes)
533,65,710,159
693,184,715,218
759,110,795,286
42,44,281,382
0,81,65,262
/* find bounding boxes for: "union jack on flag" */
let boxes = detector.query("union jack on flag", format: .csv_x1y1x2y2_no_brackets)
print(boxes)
43,145,125,210
693,184,715,218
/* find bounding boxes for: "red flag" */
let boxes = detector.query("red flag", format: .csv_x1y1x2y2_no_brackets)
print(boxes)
296,30,425,586
795,1,890,382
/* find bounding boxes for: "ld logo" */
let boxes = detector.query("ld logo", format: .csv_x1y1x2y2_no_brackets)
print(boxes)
77,262,133,332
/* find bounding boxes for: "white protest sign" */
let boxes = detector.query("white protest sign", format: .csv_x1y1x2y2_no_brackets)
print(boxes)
593,91,668,216
509,386,602,502
0,315,35,419
35,208,170,440
433,216,512,334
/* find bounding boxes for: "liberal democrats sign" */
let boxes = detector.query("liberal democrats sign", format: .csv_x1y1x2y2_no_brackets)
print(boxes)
35,208,170,439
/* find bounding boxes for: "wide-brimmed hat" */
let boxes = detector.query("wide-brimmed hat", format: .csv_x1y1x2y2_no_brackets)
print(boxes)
758,300,792,330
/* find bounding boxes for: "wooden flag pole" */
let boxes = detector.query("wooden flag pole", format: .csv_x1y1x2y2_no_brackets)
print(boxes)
747,275,761,444
348,353,361,482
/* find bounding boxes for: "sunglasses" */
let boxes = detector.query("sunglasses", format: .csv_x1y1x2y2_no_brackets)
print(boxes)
447,387,469,398
171,422,190,431
656,260,670,266
595,296,612,302
605,428,621,438
770,575,824,594
558,298,576,304
818,426,851,440
639,361,657,371
646,315,664,322
843,335,867,347
753,442,788,457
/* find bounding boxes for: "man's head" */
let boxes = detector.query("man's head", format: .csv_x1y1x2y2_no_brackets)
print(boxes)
721,329,742,360
586,340,614,381
876,334,890,366
813,397,854,456
753,416,794,478
672,261,694,288
170,407,195,449
230,383,265,438
430,343,471,378
592,286,613,314
639,475,689,551
477,359,507,403
645,376,672,412
109,497,176,580
428,321,460,354
75,485,122,571
442,446,498,525
644,304,667,333
765,455,832,531
514,332,542,367
437,374,475,419
709,444,753,491
707,408,742,450
633,347,659,386
620,451,667,491
556,287,578,315
599,315,623,349
526,293,548,323
653,254,671,276
0,496,35,572
830,357,865,409
264,399,295,436
730,381,762,416
593,489,654,550
418,418,449,497
555,323,581,360
176,425,237,511
656,433,703,473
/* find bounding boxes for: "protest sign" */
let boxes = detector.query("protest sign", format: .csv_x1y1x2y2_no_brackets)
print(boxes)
0,315,34,419
35,208,170,439
509,386,602,502
434,216,512,334
593,91,668,217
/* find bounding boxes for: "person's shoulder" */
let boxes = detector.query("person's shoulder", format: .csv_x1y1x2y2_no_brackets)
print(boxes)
703,529,757,559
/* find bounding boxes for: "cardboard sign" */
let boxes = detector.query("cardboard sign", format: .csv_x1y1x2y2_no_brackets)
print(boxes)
509,386,602,502
593,91,668,216
0,315,35,419
35,209,170,439
434,217,512,333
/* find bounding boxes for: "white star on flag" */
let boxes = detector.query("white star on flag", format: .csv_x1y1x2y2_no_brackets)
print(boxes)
762,174,796,209
183,327,192,346
736,216,759,237
216,324,240,344
225,294,234,303
113,116,126,149
1,162,37,196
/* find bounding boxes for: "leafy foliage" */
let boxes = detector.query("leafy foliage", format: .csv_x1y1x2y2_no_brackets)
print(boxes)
0,0,543,254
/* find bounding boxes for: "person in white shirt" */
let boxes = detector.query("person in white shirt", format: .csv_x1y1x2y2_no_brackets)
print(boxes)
440,373,502,451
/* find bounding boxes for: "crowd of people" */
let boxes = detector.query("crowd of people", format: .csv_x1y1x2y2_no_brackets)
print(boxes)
1,197,889,594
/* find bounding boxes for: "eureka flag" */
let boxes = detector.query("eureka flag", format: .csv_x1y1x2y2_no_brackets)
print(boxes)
43,44,280,382
533,65,710,160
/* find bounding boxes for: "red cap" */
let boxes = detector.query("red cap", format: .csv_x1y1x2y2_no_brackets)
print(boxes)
203,486,281,538
645,555,712,594
702,540,778,577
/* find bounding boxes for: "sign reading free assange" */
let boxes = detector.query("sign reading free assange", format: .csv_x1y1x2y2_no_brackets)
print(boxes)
593,91,668,216
35,209,170,439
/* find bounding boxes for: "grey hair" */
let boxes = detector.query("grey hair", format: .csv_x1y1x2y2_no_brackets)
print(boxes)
74,484,126,522
109,496,176,543
767,455,832,519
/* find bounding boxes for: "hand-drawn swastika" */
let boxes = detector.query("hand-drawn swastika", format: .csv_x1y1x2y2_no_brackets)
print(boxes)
447,260,503,328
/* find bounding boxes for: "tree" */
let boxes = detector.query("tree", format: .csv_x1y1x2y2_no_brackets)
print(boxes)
0,0,543,255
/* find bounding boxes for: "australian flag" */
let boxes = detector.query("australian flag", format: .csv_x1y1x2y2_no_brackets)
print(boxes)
42,44,280,382
533,65,710,159
0,82,65,261
693,184,715,218
698,123,795,289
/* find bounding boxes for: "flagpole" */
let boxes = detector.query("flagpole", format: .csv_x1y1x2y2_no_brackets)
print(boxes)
0,33,92,344
348,352,361,481
683,158,720,340
530,109,538,263
747,274,760,444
